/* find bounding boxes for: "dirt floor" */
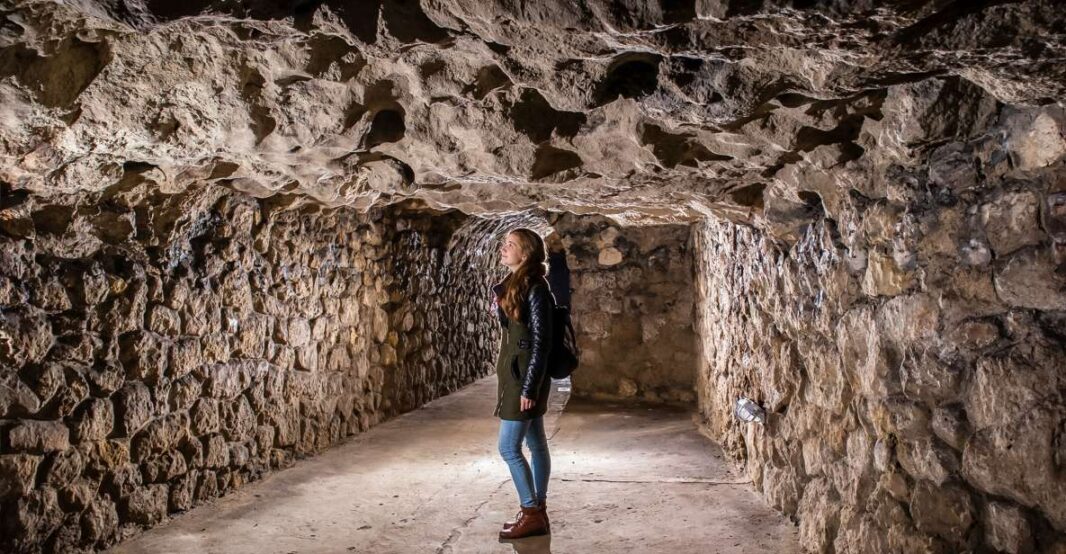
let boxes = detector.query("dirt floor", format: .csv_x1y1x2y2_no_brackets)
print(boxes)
108,377,800,554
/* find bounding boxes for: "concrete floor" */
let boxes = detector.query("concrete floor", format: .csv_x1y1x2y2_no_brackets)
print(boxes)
109,377,800,554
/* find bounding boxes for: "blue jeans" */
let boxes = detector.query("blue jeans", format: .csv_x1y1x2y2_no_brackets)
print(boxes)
498,417,550,508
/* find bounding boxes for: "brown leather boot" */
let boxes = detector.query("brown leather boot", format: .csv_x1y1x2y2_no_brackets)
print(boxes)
498,505,549,539
503,501,548,533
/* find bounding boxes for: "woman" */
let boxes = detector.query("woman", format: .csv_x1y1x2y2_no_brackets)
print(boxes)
491,228,554,539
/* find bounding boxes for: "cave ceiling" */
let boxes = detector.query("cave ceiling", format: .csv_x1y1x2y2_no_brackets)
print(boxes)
1,0,1064,228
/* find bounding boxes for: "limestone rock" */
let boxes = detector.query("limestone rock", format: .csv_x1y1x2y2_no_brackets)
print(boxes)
909,480,974,545
0,454,42,500
126,484,169,525
8,420,70,453
73,397,115,442
114,382,154,437
983,501,1034,554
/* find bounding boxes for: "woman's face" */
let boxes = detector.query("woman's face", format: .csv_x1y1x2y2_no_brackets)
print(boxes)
499,232,526,269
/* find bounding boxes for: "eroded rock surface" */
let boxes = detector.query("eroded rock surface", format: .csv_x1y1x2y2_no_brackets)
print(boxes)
553,213,698,405
2,0,1066,553
2,0,1065,226
694,104,1066,552
0,187,507,552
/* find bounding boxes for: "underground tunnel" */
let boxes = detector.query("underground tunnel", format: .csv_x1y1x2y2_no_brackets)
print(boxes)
1,0,1066,553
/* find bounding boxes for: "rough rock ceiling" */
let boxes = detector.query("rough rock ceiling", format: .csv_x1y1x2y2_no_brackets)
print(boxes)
1,0,1064,227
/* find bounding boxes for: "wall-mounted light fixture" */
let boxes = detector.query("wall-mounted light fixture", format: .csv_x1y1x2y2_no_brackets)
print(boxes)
734,397,765,424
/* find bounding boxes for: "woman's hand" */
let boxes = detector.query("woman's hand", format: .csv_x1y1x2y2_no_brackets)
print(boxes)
520,396,536,411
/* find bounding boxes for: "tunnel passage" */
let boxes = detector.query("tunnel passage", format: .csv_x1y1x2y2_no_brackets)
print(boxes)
3,0,1066,553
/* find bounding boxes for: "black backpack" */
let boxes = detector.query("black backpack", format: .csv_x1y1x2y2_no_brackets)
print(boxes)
547,300,579,379
545,251,579,380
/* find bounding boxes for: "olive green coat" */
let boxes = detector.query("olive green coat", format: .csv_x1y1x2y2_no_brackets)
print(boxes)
493,307,553,421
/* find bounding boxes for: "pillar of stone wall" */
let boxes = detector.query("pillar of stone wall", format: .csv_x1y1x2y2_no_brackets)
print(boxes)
552,213,698,406
693,96,1066,552
0,187,497,553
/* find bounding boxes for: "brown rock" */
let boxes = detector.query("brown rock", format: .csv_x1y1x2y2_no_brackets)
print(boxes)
104,463,143,500
909,480,974,545
897,439,958,486
169,337,202,380
930,406,971,452
993,247,1066,311
142,450,187,484
169,470,197,512
203,434,230,468
131,413,188,464
962,405,1066,531
0,308,54,369
196,469,219,501
170,374,202,411
148,304,182,336
983,500,1033,554
0,454,42,500
8,488,64,552
31,278,72,312
58,478,96,512
49,512,84,553
8,420,70,453
981,192,1044,256
191,398,221,435
82,497,119,545
221,396,256,442
125,484,169,525
42,448,84,488
119,331,170,384
797,477,839,554
0,378,42,418
966,353,1056,431
114,381,154,437
202,364,243,398
73,397,115,442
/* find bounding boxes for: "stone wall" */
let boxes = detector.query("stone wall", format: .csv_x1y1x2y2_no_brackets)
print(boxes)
0,187,499,553
693,101,1066,553
553,213,697,406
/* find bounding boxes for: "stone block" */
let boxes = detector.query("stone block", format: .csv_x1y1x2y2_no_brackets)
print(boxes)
82,497,119,545
962,405,1066,531
148,304,182,336
203,434,229,468
221,396,255,442
58,478,95,512
9,420,70,453
983,500,1033,554
170,374,201,412
169,470,197,512
169,337,202,379
118,331,169,384
994,247,1066,311
42,448,84,488
909,480,974,545
8,488,63,552
191,398,221,435
897,439,958,486
114,381,154,437
126,484,168,525
73,397,115,442
0,454,42,499
0,308,54,369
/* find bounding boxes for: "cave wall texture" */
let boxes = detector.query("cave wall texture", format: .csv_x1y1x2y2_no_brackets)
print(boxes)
553,213,698,405
694,100,1066,553
0,187,502,552
2,0,1066,552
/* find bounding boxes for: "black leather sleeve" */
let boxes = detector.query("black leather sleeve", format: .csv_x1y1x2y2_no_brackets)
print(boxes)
521,282,554,399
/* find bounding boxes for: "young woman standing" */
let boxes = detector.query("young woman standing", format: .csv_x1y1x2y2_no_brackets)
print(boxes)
491,228,554,539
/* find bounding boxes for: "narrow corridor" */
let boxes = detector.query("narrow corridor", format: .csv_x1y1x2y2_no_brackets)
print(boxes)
107,378,799,554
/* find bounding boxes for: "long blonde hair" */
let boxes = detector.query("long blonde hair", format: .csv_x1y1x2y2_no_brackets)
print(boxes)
499,228,547,322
